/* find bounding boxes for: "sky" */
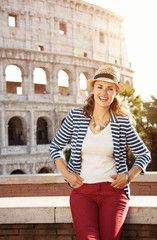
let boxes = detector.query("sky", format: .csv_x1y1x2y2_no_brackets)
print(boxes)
84,0,157,102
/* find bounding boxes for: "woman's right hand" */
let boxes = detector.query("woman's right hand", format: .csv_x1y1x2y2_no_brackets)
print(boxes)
65,172,84,188
55,158,84,188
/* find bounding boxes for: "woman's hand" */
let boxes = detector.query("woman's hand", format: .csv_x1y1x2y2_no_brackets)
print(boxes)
110,173,128,189
110,165,142,189
65,172,84,189
55,158,84,189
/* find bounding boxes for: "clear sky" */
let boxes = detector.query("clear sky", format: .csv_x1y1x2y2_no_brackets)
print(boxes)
84,0,157,102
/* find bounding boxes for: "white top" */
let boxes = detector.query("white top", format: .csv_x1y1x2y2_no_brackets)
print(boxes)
80,123,117,183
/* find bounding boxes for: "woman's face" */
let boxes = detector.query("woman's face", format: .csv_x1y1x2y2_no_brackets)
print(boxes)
92,80,118,109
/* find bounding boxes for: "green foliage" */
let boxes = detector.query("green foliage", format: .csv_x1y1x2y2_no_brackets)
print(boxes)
120,84,146,135
64,148,71,164
143,95,157,127
120,86,157,170
143,95,157,170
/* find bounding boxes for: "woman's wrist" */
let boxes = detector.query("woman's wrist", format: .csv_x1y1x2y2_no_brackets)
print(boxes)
63,170,71,180
126,165,142,184
125,172,130,184
55,158,71,180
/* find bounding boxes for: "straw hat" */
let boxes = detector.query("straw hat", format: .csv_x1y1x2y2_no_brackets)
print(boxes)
87,65,125,92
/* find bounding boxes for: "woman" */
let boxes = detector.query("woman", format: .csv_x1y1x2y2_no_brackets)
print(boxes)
49,65,150,240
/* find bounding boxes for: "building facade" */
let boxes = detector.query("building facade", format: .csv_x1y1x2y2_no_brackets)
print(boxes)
0,0,134,175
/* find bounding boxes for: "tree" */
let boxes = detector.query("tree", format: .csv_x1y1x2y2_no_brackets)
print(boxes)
143,95,157,127
120,85,151,169
143,96,157,170
120,84,146,137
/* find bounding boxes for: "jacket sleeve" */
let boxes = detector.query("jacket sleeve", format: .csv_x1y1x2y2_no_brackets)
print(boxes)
126,117,151,173
49,109,73,163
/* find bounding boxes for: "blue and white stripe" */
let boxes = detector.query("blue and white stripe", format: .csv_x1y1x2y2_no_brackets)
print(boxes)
49,107,151,198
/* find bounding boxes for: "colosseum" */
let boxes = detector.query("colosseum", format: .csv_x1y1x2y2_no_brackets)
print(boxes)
0,0,134,175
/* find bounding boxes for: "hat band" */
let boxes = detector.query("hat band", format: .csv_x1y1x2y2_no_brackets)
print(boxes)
94,73,119,83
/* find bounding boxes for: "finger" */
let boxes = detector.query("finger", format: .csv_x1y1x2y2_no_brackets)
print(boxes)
73,184,82,189
77,175,84,181
76,178,84,185
110,175,115,179
73,181,83,188
111,179,119,188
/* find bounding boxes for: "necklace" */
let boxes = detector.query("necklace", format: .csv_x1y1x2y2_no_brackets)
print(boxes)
91,116,110,131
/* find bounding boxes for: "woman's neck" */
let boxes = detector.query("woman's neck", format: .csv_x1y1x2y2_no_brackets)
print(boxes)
93,107,110,121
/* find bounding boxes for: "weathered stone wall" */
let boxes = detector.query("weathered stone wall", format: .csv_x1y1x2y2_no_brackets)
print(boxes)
0,223,156,240
0,0,134,175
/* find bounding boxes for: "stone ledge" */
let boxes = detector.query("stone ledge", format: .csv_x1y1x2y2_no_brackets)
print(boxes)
0,172,156,184
0,196,156,225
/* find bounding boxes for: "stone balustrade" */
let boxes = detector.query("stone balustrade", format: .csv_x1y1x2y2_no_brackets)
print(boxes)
0,172,157,197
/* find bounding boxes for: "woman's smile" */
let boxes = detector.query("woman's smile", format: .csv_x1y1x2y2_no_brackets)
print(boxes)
99,96,108,102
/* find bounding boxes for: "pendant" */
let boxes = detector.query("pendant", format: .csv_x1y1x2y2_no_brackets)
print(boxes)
91,115,110,131
95,125,101,131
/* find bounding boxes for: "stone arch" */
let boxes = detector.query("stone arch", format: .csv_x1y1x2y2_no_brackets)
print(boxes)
10,169,25,174
58,69,70,96
79,72,89,96
38,167,53,173
33,67,48,94
8,116,27,146
5,64,23,94
36,117,51,144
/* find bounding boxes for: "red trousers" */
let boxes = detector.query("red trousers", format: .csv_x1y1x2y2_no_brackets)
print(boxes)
70,182,129,240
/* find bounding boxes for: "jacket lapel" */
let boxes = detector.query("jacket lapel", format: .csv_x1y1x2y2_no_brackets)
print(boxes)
75,115,90,168
110,110,120,171
77,115,90,146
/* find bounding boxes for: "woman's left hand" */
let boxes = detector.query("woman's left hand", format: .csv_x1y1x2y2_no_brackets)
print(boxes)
110,173,128,189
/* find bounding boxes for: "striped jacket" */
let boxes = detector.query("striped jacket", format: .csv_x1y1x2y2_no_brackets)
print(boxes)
49,107,151,198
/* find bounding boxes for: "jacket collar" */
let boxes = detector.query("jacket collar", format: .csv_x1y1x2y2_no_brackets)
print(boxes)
110,109,119,123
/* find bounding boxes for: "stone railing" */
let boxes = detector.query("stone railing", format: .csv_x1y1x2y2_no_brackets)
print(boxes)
0,172,156,197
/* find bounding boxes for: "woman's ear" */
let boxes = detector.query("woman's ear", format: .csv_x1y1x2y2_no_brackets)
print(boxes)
115,87,119,97
115,91,119,97
91,86,94,94
91,82,95,94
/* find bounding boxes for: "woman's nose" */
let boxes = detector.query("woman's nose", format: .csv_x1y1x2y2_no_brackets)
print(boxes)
101,88,107,95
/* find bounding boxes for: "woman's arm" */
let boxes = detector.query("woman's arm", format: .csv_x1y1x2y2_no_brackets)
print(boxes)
55,158,84,188
49,109,74,163
111,117,151,189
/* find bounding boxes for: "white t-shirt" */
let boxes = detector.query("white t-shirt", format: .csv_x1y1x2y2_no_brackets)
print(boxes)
80,123,117,183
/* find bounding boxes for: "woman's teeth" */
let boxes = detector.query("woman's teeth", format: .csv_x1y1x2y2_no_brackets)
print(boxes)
99,97,107,100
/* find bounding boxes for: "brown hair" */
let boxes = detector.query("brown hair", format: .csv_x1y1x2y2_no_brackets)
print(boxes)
82,93,136,125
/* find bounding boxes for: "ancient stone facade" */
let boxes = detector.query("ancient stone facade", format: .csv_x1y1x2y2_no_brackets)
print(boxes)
0,0,134,175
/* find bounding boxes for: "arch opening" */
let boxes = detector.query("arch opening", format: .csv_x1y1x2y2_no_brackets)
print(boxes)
38,167,53,173
80,72,88,96
8,117,26,146
33,68,47,94
37,117,48,144
10,169,25,174
58,70,69,96
5,65,22,94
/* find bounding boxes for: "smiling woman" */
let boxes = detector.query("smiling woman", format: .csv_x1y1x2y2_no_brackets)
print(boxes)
49,64,151,240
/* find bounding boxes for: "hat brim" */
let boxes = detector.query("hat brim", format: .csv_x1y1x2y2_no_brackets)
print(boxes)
87,77,125,93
